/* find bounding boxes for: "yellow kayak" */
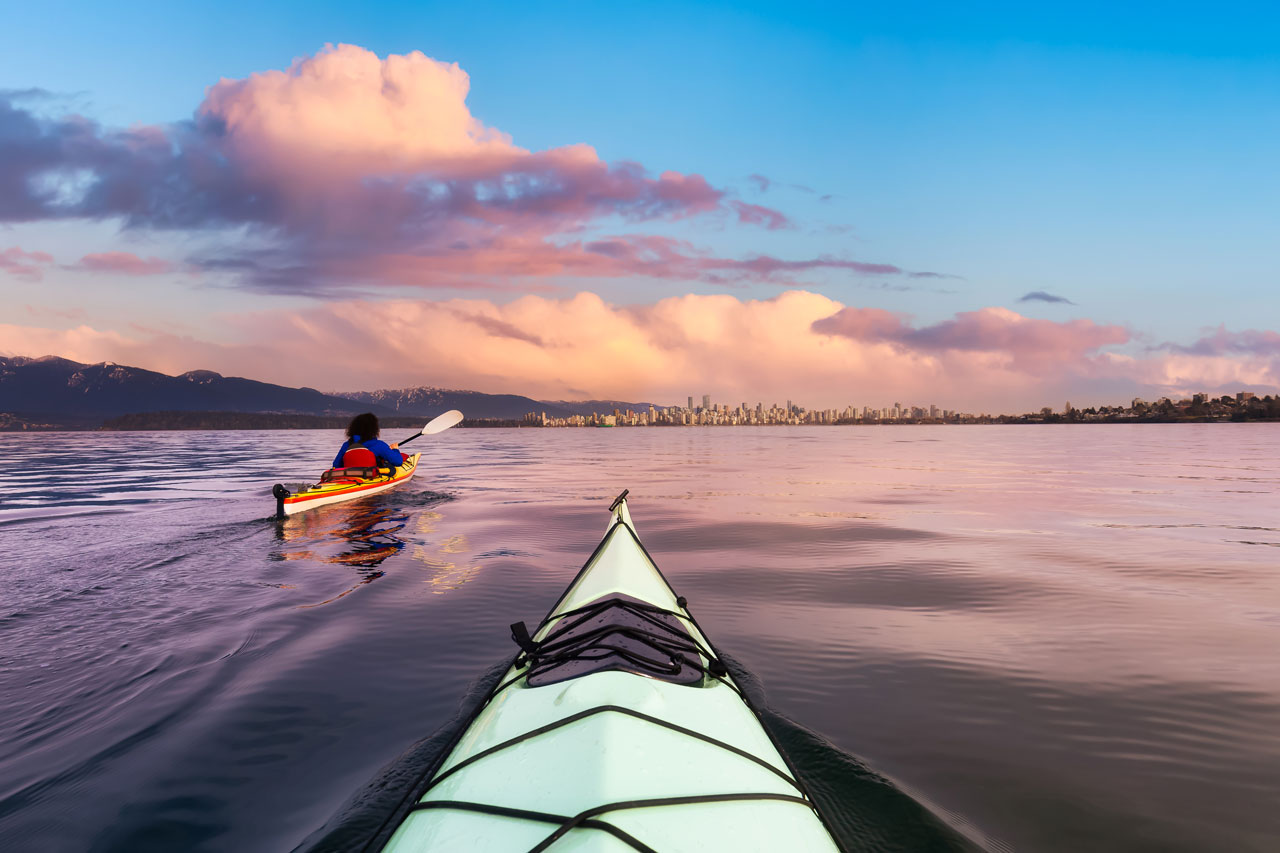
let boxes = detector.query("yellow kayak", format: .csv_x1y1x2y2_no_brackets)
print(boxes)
273,453,420,518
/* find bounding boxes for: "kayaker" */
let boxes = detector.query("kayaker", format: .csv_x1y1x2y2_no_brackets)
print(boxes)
333,413,405,470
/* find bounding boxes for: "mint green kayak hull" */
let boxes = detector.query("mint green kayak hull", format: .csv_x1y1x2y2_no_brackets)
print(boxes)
381,494,841,852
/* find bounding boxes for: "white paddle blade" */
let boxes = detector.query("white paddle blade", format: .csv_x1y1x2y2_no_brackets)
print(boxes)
422,409,464,435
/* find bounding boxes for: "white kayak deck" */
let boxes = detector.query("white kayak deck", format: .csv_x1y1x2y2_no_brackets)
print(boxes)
383,499,840,852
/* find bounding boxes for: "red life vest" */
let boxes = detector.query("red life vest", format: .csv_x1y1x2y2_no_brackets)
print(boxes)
342,441,378,467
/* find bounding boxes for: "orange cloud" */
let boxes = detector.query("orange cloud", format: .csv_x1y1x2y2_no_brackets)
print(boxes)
6,293,1275,411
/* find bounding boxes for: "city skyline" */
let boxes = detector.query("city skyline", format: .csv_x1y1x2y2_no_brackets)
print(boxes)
524,390,1276,427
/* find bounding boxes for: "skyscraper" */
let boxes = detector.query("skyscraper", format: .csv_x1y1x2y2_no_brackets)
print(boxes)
687,396,693,410
702,394,711,410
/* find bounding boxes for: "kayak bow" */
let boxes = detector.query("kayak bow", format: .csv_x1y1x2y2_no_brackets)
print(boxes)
273,453,420,518
377,490,841,852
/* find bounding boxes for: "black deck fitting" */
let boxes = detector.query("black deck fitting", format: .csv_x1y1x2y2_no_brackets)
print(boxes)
272,483,291,519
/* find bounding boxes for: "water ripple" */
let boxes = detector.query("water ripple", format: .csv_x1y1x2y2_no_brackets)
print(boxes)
0,425,1277,851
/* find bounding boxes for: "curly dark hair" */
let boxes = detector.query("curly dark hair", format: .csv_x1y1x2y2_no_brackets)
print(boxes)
346,412,381,441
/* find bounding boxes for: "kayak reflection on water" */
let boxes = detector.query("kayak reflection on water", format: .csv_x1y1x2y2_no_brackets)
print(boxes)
274,501,410,605
410,513,483,594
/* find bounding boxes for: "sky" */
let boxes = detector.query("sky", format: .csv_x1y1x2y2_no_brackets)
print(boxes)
1,0,1278,411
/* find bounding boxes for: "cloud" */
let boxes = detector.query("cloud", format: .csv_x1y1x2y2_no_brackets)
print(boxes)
1018,290,1075,305
746,174,822,197
8,292,1272,411
730,201,791,230
0,51,727,230
812,306,1129,371
0,87,56,102
0,246,54,280
78,251,174,275
178,232,942,297
0,321,285,382
197,45,522,182
0,44,936,297
448,309,545,346
1159,325,1280,357
23,304,88,321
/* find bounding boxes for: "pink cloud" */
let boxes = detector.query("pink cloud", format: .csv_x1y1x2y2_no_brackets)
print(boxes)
78,252,174,275
730,201,791,230
198,44,522,183
292,233,933,295
809,306,905,339
8,293,1273,411
0,45,936,297
813,306,1129,370
721,254,907,278
0,46,725,236
1162,325,1280,357
0,246,54,280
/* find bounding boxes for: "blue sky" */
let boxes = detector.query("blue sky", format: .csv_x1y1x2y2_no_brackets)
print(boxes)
1,1,1277,406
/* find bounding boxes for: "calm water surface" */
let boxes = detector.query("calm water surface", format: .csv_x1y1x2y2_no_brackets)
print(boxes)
1,425,1277,851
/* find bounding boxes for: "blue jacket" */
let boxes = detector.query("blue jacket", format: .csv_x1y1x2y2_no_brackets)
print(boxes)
333,436,405,469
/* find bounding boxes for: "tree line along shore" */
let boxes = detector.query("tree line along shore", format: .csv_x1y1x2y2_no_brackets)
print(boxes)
0,411,527,431
2,396,1278,433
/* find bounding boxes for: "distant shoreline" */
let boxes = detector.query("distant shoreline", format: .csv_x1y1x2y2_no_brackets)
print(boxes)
2,409,1276,432
0,411,528,432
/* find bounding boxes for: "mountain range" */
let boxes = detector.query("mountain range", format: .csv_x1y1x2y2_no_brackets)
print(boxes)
0,355,658,426
337,388,659,419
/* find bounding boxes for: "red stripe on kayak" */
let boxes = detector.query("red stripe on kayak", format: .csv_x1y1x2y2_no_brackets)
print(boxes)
283,458,417,505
